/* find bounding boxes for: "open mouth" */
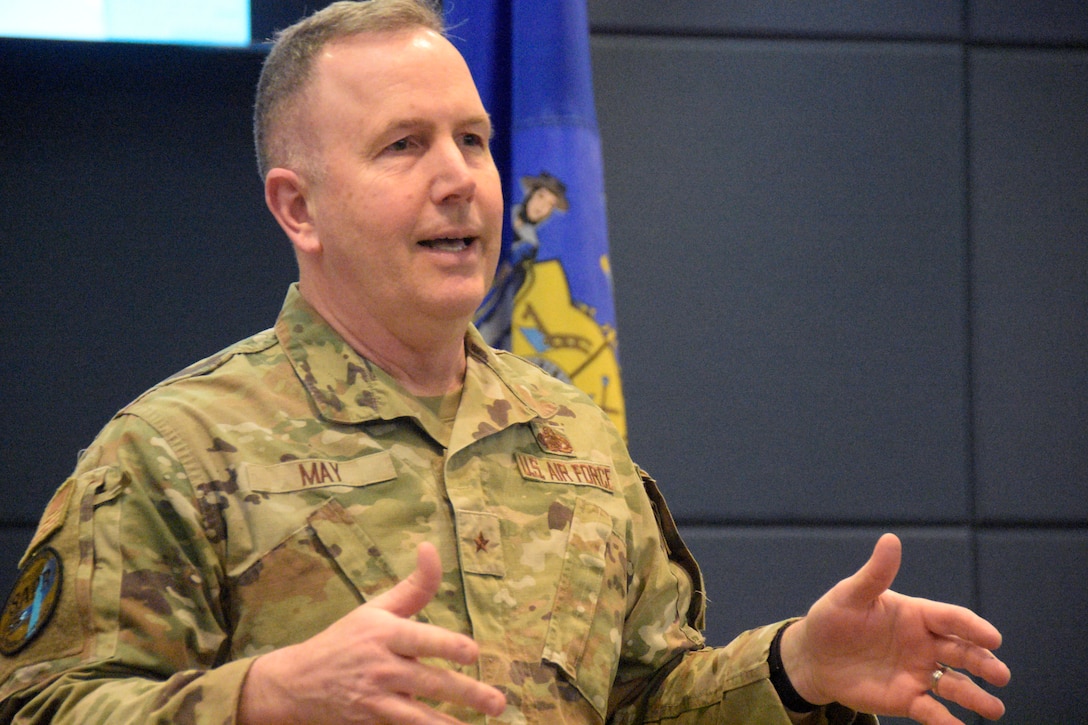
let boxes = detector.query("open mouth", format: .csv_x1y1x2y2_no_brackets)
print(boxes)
419,237,475,251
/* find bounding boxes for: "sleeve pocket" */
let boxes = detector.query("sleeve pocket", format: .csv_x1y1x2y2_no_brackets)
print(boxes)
0,466,126,699
542,497,623,719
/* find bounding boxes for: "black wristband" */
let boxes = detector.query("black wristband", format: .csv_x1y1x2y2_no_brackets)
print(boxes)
768,622,819,714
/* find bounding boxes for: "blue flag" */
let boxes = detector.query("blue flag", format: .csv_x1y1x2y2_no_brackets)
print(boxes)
446,0,626,439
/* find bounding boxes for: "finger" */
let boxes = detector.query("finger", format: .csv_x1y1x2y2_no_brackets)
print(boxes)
368,542,444,619
386,617,481,666
368,691,493,725
393,659,507,717
925,603,1004,652
933,637,1011,688
928,668,1007,722
839,532,902,607
905,694,964,725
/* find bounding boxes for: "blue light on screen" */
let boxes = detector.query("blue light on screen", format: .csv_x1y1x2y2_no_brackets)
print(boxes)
0,0,251,46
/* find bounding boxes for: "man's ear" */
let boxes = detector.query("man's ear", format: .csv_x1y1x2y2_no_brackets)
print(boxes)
265,168,320,255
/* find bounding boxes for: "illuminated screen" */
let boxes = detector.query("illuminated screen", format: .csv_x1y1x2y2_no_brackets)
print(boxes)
0,0,251,46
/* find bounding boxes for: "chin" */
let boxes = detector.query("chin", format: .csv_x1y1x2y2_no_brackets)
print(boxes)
428,294,486,324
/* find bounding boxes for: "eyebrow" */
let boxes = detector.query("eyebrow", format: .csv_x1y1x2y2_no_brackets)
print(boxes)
379,114,493,137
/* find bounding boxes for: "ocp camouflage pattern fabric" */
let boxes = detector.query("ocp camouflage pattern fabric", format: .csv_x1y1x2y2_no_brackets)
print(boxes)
0,285,871,725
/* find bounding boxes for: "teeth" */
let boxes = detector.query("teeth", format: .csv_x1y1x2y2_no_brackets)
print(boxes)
422,237,471,250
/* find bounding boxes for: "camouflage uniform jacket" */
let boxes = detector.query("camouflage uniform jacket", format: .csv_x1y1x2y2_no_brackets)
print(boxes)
0,285,873,725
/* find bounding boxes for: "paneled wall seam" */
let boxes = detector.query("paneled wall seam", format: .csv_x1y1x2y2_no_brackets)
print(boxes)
961,34,982,616
590,27,1088,52
589,27,962,45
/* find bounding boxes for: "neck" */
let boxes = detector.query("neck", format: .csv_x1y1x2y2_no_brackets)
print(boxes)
299,284,469,397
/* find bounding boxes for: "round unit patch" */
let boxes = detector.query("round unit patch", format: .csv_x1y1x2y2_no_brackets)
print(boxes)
0,547,63,656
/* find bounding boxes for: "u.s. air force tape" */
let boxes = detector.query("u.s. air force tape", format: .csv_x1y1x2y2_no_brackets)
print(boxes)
0,547,63,656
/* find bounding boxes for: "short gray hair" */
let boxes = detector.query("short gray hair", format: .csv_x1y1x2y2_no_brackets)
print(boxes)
253,0,445,180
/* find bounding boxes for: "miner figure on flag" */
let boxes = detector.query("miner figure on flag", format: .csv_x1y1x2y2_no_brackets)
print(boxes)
475,172,570,353
449,0,628,439
473,163,625,440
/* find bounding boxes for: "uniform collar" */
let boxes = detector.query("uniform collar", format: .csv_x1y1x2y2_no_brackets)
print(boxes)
274,284,557,437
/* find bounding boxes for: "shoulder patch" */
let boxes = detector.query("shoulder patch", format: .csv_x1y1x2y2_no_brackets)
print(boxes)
25,479,74,555
0,547,63,656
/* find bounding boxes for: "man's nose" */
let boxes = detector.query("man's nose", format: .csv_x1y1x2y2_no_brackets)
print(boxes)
430,138,477,203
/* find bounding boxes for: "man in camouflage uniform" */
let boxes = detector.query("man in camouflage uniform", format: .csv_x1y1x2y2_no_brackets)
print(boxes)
0,1,1011,723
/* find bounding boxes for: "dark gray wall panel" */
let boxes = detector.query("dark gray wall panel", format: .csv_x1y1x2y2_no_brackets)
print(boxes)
971,49,1088,522
0,40,296,523
969,1,1088,44
588,0,961,39
978,530,1088,721
595,37,969,522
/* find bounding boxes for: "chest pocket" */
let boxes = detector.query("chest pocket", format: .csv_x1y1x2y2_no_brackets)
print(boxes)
541,497,626,720
306,499,402,601
231,453,405,655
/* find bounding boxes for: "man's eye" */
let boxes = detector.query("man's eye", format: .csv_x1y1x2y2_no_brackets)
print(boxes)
462,133,486,148
387,138,412,152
